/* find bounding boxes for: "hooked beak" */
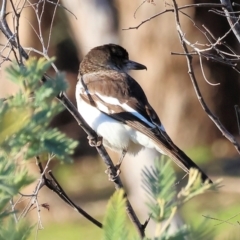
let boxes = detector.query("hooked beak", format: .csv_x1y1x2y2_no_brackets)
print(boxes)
124,60,147,71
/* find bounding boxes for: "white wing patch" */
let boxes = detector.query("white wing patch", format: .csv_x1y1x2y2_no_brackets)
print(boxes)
94,93,166,131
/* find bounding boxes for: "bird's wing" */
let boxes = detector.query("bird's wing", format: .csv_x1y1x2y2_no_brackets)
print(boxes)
78,71,211,183
79,71,164,130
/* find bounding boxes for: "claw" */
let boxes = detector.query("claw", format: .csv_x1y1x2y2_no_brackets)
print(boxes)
105,166,121,182
87,135,102,147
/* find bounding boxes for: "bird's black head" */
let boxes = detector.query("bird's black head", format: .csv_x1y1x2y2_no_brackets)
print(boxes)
80,44,147,74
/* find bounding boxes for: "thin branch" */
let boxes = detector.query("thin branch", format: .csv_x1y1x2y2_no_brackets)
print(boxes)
220,0,240,43
0,0,28,60
171,0,240,155
46,0,59,52
233,2,240,7
134,0,156,19
198,54,220,86
178,8,240,73
45,0,77,19
34,157,103,229
56,91,146,237
9,0,26,64
123,3,224,30
203,213,240,226
9,199,18,224
48,170,103,228
18,155,53,221
235,105,240,135
36,0,47,55
134,1,147,19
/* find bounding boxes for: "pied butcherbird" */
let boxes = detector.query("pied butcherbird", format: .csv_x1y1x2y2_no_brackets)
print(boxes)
75,44,211,183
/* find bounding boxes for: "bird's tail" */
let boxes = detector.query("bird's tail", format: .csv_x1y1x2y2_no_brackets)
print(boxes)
125,118,212,183
153,132,212,183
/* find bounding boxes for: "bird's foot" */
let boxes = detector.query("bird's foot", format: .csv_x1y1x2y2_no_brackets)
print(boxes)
104,150,127,181
87,135,102,147
105,166,121,182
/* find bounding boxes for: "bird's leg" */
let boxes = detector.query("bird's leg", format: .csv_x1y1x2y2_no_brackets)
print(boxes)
87,135,103,147
105,149,127,182
115,149,127,172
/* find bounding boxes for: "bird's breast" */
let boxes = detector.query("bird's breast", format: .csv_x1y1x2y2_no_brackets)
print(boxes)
75,80,155,155
76,81,132,152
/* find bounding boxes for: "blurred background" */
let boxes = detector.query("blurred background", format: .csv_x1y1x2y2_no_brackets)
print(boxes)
1,0,240,239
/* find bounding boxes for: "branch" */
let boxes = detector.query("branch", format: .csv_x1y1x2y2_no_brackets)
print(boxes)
122,3,224,30
0,0,28,60
171,0,240,155
35,156,103,228
56,91,146,237
220,0,240,43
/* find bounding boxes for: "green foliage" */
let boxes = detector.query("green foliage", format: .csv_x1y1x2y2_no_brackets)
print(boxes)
102,157,218,240
177,168,217,204
2,58,78,161
102,189,130,240
0,58,78,240
0,219,33,240
142,157,216,239
142,158,176,222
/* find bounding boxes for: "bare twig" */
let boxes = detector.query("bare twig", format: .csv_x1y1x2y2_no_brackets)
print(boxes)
220,0,240,43
134,0,156,19
9,198,18,223
134,0,147,19
37,0,78,19
198,54,220,86
9,0,26,65
233,2,240,7
34,156,103,229
123,3,223,30
46,0,59,52
203,213,240,226
0,0,28,60
171,0,240,154
18,155,54,222
235,105,240,135
47,170,103,228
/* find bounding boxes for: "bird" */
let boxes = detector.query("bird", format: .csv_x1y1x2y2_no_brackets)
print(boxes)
75,43,212,183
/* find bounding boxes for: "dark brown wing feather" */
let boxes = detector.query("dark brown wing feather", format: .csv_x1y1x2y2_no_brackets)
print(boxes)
80,71,162,126
79,71,212,183
125,119,211,182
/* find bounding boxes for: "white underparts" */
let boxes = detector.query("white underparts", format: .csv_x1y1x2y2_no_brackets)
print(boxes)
76,81,166,155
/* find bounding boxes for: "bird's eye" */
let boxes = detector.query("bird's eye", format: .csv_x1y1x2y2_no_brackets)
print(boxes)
111,47,117,54
117,51,123,57
109,46,129,59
